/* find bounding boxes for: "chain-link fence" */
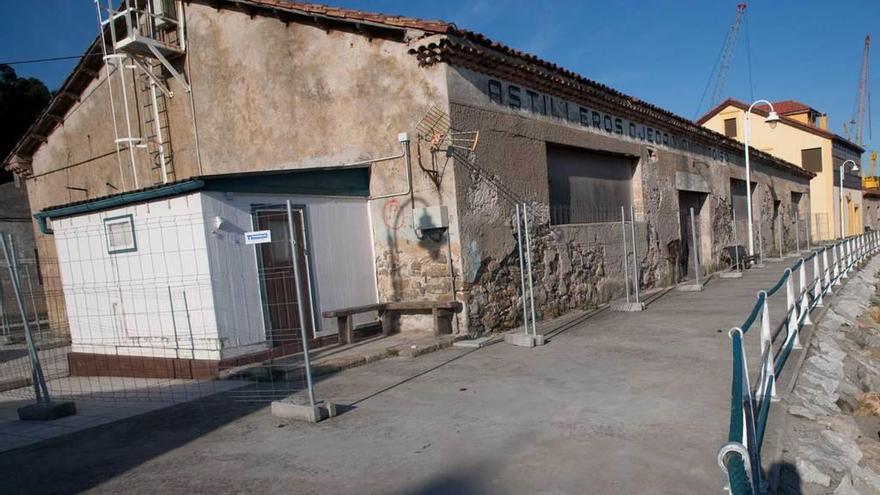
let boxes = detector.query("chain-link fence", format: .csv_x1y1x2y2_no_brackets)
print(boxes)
811,212,832,243
0,206,338,413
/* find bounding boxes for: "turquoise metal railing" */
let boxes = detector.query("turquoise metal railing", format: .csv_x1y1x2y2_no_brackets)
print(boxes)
717,232,878,494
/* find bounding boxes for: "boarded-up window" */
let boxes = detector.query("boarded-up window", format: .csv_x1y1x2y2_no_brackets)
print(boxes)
547,144,634,224
730,179,749,219
802,148,823,172
724,118,737,137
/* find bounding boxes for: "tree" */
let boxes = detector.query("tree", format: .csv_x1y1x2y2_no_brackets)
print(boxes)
0,64,51,183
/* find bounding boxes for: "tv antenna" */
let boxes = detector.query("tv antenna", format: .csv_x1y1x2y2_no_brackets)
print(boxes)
416,106,480,159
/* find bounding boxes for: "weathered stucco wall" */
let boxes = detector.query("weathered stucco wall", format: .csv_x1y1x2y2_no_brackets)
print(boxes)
24,53,200,334
0,181,35,261
22,4,466,337
0,181,46,329
446,66,811,335
184,4,461,316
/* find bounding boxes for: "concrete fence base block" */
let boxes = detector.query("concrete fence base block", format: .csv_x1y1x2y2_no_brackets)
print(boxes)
504,333,546,348
718,271,744,279
0,335,24,346
453,336,493,349
18,401,77,421
271,401,338,423
610,302,646,312
677,282,705,292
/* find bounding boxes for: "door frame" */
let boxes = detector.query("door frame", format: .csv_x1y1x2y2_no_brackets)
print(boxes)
677,190,709,282
250,203,322,342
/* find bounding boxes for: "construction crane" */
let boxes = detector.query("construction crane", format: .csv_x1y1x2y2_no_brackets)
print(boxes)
694,3,748,119
847,35,871,147
863,151,879,189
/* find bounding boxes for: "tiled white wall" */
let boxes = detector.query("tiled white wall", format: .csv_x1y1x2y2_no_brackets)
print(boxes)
54,193,222,360
202,192,378,342
52,190,378,362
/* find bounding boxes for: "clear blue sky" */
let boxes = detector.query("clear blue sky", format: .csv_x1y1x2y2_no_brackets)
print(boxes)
1,1,878,164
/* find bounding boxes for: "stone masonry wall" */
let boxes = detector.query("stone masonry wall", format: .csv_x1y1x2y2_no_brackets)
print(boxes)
447,76,812,335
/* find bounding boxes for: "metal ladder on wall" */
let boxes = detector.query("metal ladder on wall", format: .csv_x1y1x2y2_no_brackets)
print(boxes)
94,0,189,189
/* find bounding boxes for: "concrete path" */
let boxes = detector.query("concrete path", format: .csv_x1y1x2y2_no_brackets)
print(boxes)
0,257,828,494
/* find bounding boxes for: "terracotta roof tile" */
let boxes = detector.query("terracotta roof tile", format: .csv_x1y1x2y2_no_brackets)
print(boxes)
241,0,453,33
755,100,815,115
1,0,821,182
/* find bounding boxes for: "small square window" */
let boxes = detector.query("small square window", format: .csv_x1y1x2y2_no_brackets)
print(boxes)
801,147,822,172
104,215,136,254
724,118,737,137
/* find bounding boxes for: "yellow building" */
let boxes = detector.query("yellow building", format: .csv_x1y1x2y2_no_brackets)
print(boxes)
698,99,865,240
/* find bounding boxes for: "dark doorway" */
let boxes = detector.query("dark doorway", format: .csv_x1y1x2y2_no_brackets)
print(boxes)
254,209,315,347
773,200,781,256
678,191,707,281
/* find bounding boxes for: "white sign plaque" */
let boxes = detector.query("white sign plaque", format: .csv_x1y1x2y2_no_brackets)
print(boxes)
244,230,272,245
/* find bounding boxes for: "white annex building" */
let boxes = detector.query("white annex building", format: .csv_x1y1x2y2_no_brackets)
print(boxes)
37,169,378,377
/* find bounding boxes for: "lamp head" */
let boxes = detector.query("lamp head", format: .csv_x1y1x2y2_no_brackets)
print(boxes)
852,163,860,172
765,111,780,129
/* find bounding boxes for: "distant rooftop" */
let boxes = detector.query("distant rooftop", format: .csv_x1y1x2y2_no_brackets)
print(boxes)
755,100,818,116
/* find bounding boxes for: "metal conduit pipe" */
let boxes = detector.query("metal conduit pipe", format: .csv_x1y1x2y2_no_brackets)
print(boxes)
368,134,462,335
370,133,412,200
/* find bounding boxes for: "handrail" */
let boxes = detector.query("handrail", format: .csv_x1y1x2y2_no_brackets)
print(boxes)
764,269,789,297
729,330,745,442
738,294,764,334
717,231,879,494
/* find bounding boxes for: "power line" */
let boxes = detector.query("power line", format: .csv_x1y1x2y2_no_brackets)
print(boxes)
0,54,102,66
745,9,755,102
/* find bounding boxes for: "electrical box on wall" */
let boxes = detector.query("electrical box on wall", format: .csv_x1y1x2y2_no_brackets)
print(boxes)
414,206,449,230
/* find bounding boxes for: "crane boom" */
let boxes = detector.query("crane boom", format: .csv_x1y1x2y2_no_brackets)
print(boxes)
694,4,747,118
710,4,747,107
850,35,871,147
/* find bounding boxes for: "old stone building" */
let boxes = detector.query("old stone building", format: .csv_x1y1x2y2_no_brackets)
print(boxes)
864,189,880,231
2,1,813,374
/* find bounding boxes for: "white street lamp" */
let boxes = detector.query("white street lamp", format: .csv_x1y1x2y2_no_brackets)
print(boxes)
743,100,780,257
839,159,859,239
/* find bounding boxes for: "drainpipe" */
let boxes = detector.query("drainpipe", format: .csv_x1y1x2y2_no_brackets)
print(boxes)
34,214,53,235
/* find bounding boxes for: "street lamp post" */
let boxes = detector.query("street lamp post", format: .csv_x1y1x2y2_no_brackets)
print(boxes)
839,159,859,239
743,100,780,257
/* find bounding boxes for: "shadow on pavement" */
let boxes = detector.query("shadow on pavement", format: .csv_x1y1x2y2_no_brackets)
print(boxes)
774,461,803,495
0,385,282,494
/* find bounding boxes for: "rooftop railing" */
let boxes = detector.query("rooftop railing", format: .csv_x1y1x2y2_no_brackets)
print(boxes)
718,231,879,494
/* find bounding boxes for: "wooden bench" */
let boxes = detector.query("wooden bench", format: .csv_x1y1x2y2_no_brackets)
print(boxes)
323,300,462,344
725,245,758,270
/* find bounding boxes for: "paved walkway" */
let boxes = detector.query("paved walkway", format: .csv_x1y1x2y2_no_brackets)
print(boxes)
0,257,832,494
0,377,244,453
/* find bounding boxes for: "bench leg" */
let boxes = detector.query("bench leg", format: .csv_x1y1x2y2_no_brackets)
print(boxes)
337,315,353,345
380,310,393,336
433,309,453,336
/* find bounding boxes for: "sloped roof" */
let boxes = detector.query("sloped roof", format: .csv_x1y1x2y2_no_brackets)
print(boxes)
2,0,455,174
696,98,864,153
755,100,816,116
4,1,815,182
36,166,370,221
236,0,452,32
